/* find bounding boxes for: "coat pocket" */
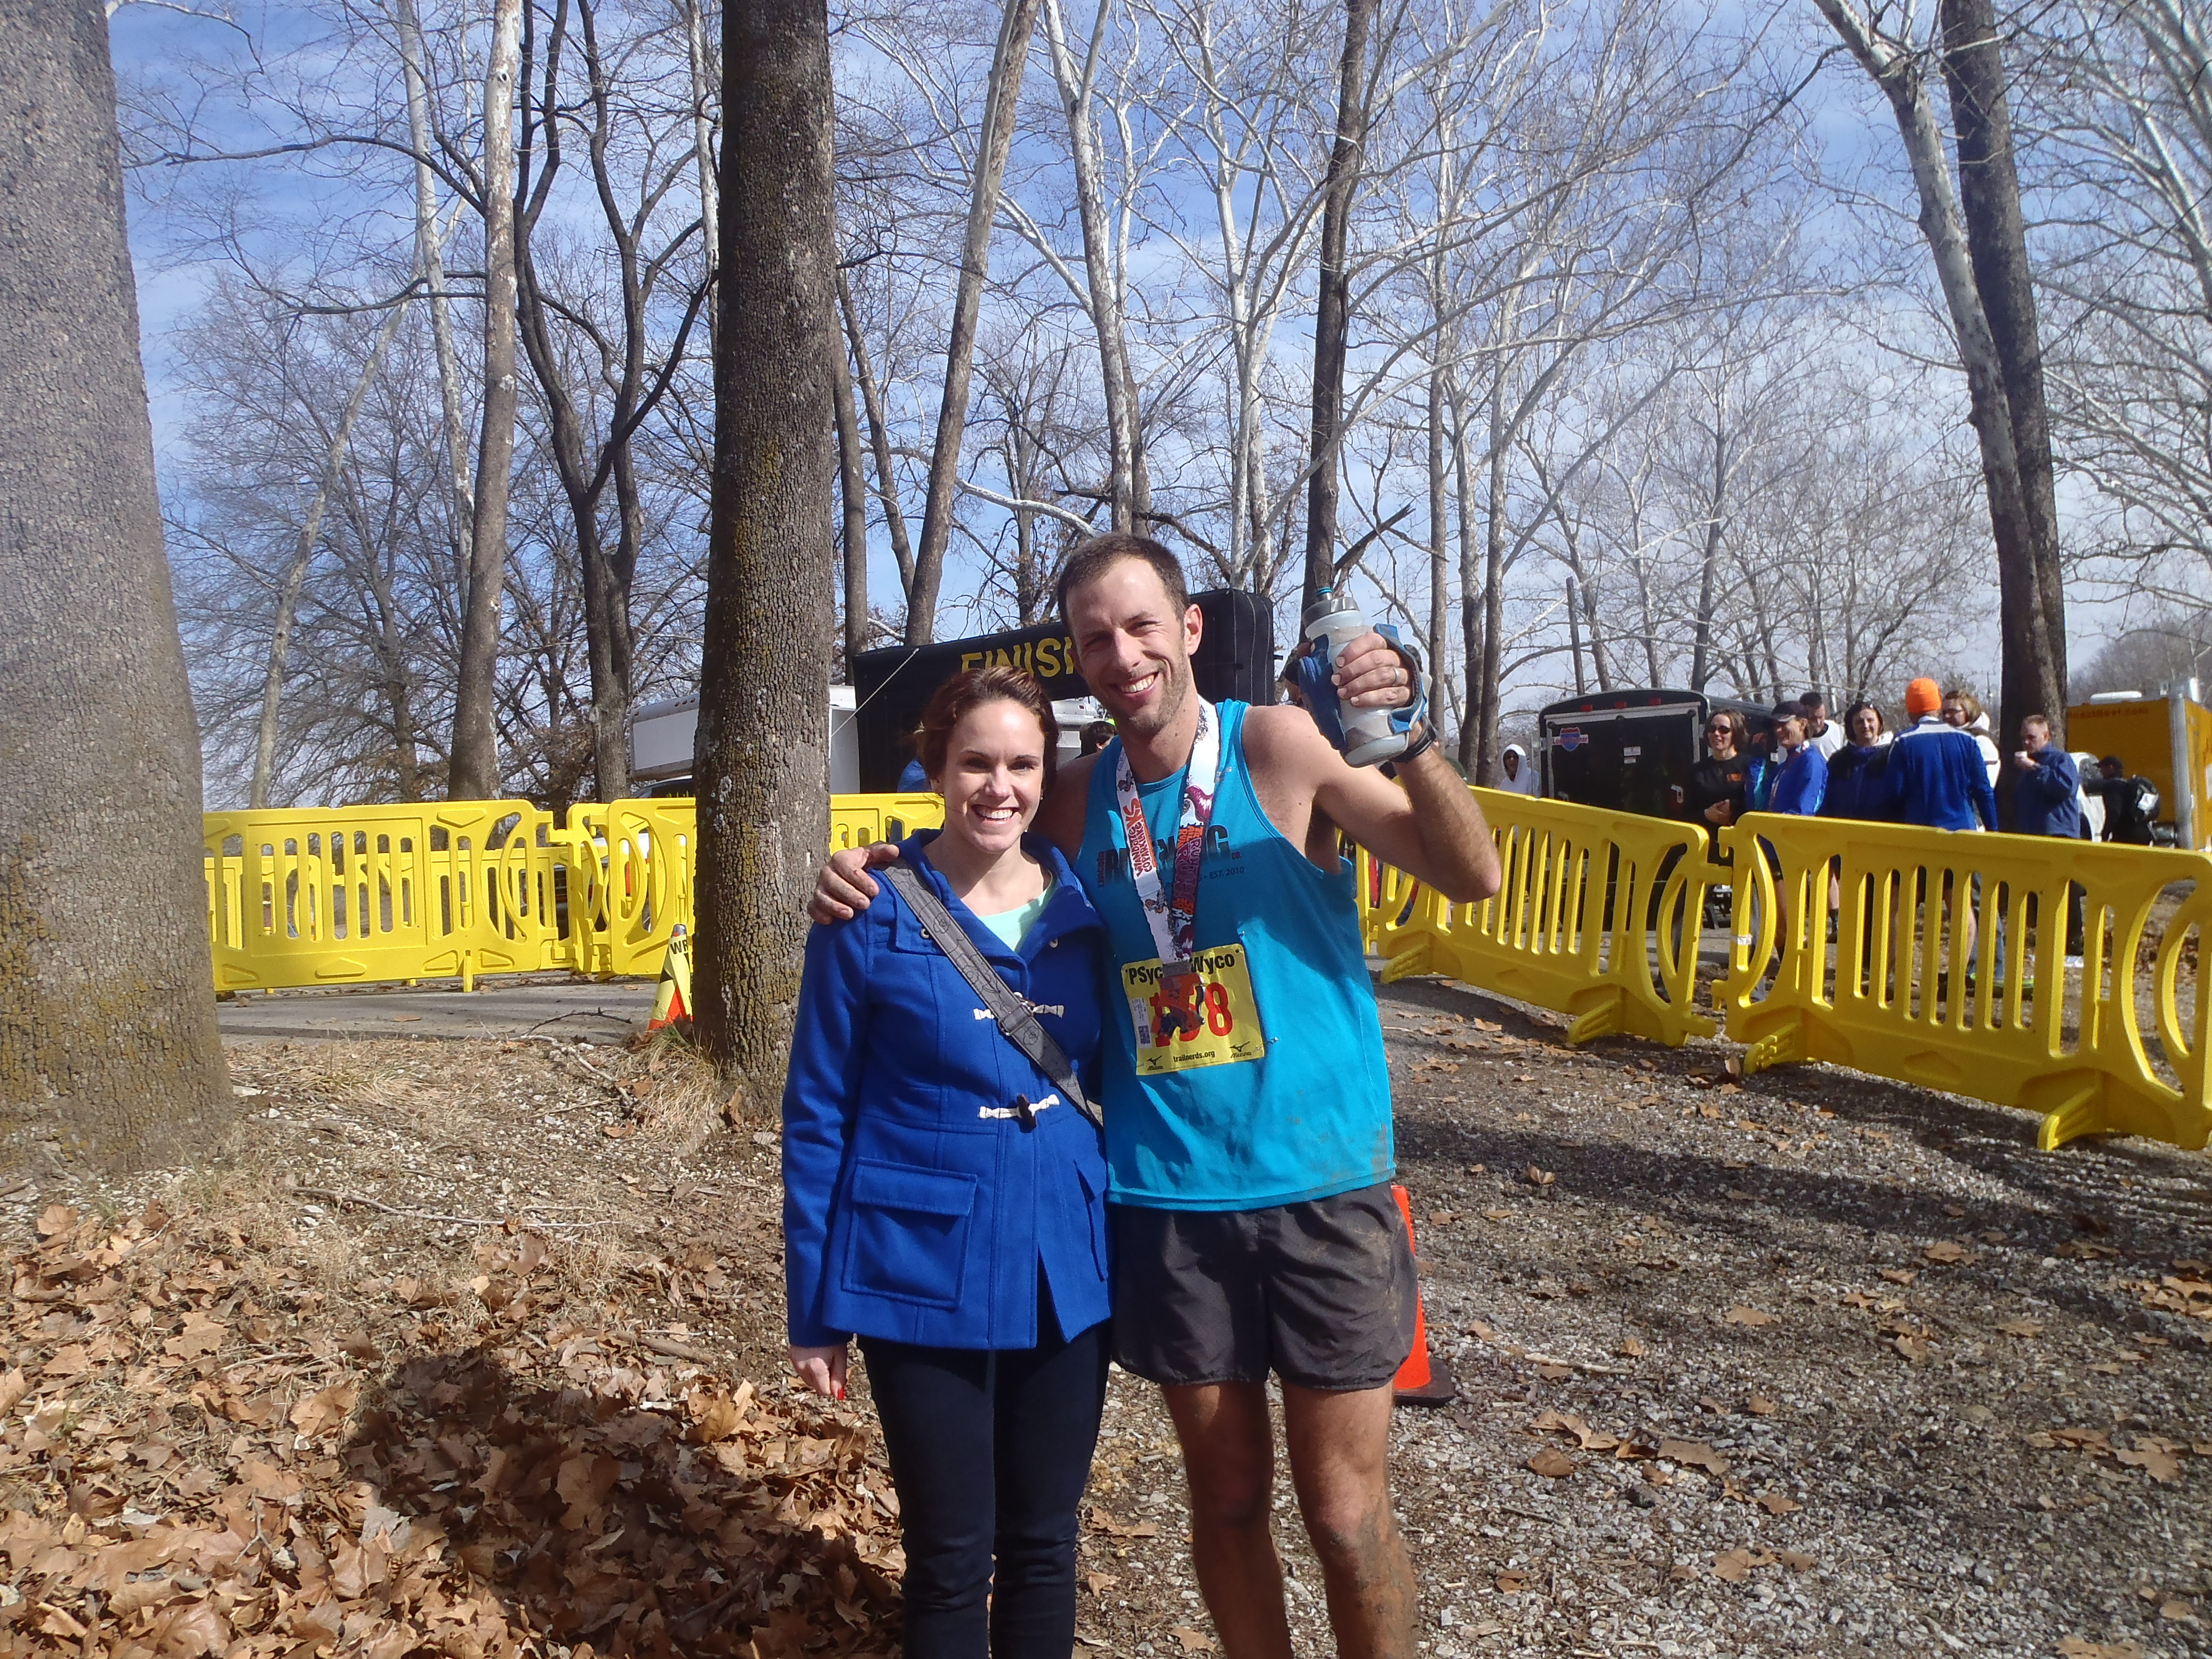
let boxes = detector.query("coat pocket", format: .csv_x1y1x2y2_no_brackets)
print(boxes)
839,1160,978,1309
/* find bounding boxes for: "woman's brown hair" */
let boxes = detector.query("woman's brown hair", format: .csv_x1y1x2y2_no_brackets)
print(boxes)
914,665,1060,785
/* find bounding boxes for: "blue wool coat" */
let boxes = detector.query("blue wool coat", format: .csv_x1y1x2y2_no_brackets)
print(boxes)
2015,746,2083,838
1888,720,2000,831
782,832,1113,1351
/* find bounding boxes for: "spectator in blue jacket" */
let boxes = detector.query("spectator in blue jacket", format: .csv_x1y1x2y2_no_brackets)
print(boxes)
783,665,1114,1659
1749,701,1828,816
1820,701,1894,821
1889,677,1999,831
2010,714,2081,838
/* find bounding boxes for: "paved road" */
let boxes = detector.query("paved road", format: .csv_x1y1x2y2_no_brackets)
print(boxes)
216,974,654,1045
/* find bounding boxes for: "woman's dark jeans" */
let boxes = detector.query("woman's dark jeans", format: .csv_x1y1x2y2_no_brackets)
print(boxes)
859,1302,1111,1658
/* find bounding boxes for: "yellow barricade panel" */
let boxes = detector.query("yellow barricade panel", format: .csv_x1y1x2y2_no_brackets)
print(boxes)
1357,789,1716,1048
206,794,947,991
203,802,552,992
1719,815,2210,1150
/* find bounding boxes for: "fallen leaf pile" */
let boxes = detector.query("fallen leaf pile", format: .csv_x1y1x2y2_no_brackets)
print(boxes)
1,1202,903,1657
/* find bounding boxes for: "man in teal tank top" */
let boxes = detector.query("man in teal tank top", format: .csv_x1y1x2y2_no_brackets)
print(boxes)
816,536,1501,1659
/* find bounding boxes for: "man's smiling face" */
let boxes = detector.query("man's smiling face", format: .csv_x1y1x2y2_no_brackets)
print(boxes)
1065,558,1203,740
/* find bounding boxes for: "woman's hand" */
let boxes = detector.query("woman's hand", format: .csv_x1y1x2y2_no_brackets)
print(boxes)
789,1343,850,1400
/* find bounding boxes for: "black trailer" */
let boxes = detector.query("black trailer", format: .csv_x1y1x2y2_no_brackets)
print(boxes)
1536,689,1774,821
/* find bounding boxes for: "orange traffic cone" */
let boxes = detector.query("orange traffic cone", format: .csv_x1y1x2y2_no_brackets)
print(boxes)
647,924,692,1030
1391,1183,1457,1407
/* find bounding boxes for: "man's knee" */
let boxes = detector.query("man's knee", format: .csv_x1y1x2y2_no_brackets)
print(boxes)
1183,1446,1274,1530
1296,1475,1394,1569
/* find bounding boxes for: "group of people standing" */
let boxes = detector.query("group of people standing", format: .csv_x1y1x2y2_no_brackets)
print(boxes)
790,535,1498,1658
1686,678,2148,844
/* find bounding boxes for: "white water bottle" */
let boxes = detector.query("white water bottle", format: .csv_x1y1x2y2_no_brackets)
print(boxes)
1302,588,1410,768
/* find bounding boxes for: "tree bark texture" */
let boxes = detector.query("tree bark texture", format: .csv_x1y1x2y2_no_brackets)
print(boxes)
693,0,837,1098
0,0,231,1173
448,0,525,800
1302,0,1378,610
905,0,1045,644
1940,0,2067,745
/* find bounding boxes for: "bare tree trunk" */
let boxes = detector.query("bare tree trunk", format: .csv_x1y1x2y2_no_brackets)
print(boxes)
1688,418,1725,691
1582,574,1613,690
837,265,915,599
834,329,870,663
1426,359,1449,718
693,0,837,1095
906,0,1045,644
1041,0,1136,529
1453,385,1482,772
395,0,475,576
686,0,720,354
0,0,230,1174
251,295,412,807
1302,0,1378,609
448,0,524,800
1565,577,1586,696
1475,383,1507,783
1816,0,2064,815
1940,0,2068,745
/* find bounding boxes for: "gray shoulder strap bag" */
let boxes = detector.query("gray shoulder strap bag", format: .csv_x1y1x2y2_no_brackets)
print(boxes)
881,857,1102,1132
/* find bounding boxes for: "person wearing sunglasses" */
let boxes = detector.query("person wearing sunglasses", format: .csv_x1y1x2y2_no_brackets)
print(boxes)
1688,709,1750,827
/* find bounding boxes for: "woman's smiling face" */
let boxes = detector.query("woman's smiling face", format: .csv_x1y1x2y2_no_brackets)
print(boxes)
934,698,1049,859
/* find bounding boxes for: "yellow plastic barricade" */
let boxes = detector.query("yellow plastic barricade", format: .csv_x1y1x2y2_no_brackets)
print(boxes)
523,793,949,981
1368,789,1717,1047
200,790,927,991
203,802,554,992
560,798,697,979
1719,814,2212,1150
829,793,946,850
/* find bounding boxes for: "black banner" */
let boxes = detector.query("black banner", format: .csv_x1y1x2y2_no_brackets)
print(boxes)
850,590,1276,792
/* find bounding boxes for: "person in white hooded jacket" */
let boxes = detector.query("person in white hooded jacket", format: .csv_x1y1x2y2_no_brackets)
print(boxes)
1499,742,1540,795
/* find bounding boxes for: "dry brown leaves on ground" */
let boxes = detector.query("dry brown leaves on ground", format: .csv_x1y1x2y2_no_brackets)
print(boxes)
0,1202,901,1659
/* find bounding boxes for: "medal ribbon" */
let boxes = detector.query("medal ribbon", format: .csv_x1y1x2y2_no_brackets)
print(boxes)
1114,699,1221,973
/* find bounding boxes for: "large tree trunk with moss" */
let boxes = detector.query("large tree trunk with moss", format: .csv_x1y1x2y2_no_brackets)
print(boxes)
691,0,836,1100
0,0,231,1175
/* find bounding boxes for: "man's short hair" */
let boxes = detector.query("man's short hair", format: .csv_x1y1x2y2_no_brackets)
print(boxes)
2101,754,2125,772
1055,533,1189,620
1801,690,1827,712
2022,712,2052,733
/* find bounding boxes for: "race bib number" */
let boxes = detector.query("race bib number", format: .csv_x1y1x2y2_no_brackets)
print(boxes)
1121,944,1267,1075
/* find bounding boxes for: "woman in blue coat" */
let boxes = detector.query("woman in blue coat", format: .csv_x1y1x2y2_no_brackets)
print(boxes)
783,665,1113,1659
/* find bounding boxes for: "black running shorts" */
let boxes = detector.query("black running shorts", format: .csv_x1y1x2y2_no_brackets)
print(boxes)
1111,1182,1417,1392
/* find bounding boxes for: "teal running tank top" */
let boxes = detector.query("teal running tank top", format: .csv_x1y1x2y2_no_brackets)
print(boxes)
1076,701,1394,1209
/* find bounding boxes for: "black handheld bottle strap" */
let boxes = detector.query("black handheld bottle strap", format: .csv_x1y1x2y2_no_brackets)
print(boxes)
881,859,1102,1132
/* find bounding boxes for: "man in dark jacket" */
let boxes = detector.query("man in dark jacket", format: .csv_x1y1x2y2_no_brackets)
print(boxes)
2013,714,2084,958
2086,756,2158,844
2010,715,2081,838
